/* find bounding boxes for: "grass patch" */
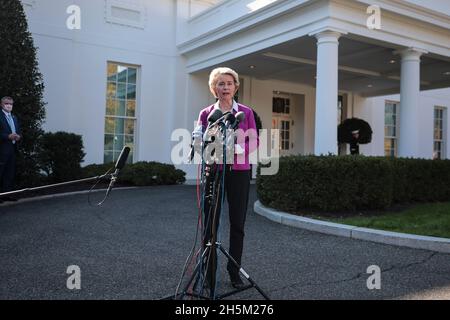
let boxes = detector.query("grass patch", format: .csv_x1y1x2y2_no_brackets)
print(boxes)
325,202,450,239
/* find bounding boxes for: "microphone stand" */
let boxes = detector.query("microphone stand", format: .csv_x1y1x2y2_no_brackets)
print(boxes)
0,172,117,206
0,174,113,197
1,146,131,206
165,120,270,300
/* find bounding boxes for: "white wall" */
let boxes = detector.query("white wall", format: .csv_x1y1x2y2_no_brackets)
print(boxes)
23,0,178,165
404,0,450,16
248,78,316,155
20,0,450,175
356,88,450,159
189,0,221,18
418,88,450,159
175,71,215,179
355,94,386,156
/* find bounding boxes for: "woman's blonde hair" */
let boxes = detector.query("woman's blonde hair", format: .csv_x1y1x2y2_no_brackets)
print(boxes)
208,67,240,98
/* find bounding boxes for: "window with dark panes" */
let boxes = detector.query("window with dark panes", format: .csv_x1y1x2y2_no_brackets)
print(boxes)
384,101,399,157
105,62,137,163
433,107,446,159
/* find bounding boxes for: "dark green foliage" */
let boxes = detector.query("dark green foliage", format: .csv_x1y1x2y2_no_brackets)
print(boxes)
81,163,116,179
338,118,373,144
0,0,46,187
38,132,85,183
120,162,186,186
81,162,186,186
391,158,450,203
257,155,450,213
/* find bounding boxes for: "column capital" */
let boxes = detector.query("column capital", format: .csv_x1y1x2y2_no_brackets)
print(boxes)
394,47,428,61
309,27,347,42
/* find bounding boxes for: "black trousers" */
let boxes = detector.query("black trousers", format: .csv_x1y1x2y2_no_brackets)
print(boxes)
0,152,16,193
203,166,251,279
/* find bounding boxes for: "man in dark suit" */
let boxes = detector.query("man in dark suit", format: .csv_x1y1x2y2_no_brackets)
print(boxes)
0,96,21,202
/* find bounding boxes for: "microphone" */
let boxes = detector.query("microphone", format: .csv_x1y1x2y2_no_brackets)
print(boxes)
223,112,236,128
189,125,203,162
232,111,245,130
94,146,130,206
114,146,131,175
88,147,130,207
110,146,130,184
207,109,223,124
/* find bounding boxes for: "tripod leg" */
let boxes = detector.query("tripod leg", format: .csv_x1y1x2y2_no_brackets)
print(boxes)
217,244,270,300
176,246,211,299
202,165,223,299
207,244,217,299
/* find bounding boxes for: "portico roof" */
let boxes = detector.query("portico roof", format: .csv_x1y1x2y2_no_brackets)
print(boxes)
178,0,450,96
211,36,450,96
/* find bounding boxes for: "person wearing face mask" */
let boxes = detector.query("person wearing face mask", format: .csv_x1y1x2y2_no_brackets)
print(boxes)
195,67,259,290
0,96,21,202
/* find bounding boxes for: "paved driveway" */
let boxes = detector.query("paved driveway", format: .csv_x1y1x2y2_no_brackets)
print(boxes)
1,185,449,299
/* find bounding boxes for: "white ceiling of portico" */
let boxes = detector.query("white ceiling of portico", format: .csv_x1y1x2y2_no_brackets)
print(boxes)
209,36,450,97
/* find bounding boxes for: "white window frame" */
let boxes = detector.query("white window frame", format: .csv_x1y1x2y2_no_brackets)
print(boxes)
272,92,293,155
433,106,447,159
105,0,147,29
384,100,399,157
104,61,139,164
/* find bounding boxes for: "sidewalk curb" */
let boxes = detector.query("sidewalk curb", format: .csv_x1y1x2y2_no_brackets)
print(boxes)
254,200,450,254
0,187,138,207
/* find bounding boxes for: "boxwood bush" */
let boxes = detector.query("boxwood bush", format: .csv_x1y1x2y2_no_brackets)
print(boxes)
38,132,86,183
81,163,116,179
391,158,450,203
257,155,450,213
120,161,186,186
81,161,186,186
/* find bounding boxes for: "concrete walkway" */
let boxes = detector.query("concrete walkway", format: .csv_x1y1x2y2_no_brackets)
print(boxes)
1,185,449,299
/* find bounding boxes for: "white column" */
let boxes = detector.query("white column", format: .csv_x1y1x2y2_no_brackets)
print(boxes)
312,30,341,155
397,48,427,158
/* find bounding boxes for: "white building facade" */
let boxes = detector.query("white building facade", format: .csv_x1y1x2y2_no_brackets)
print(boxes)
22,0,450,178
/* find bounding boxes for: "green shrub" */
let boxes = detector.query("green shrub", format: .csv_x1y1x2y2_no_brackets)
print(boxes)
81,161,186,186
391,158,450,203
257,155,450,213
120,161,186,186
38,132,85,183
81,163,116,179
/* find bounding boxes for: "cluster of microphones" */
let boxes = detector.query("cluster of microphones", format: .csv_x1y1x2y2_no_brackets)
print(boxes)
189,109,246,162
206,109,245,131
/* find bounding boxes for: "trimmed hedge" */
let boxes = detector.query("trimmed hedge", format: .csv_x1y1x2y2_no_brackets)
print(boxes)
257,155,450,213
38,132,85,183
391,158,450,203
81,163,115,179
120,161,186,186
81,161,186,186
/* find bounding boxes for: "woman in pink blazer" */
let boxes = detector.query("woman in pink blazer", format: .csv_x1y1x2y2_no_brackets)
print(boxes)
196,67,258,290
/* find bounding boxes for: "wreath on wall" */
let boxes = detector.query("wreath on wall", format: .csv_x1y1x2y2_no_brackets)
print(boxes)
338,118,373,144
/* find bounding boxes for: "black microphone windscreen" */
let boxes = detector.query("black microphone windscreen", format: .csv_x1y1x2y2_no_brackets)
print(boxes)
115,146,130,170
207,109,223,123
235,111,245,123
224,112,236,124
